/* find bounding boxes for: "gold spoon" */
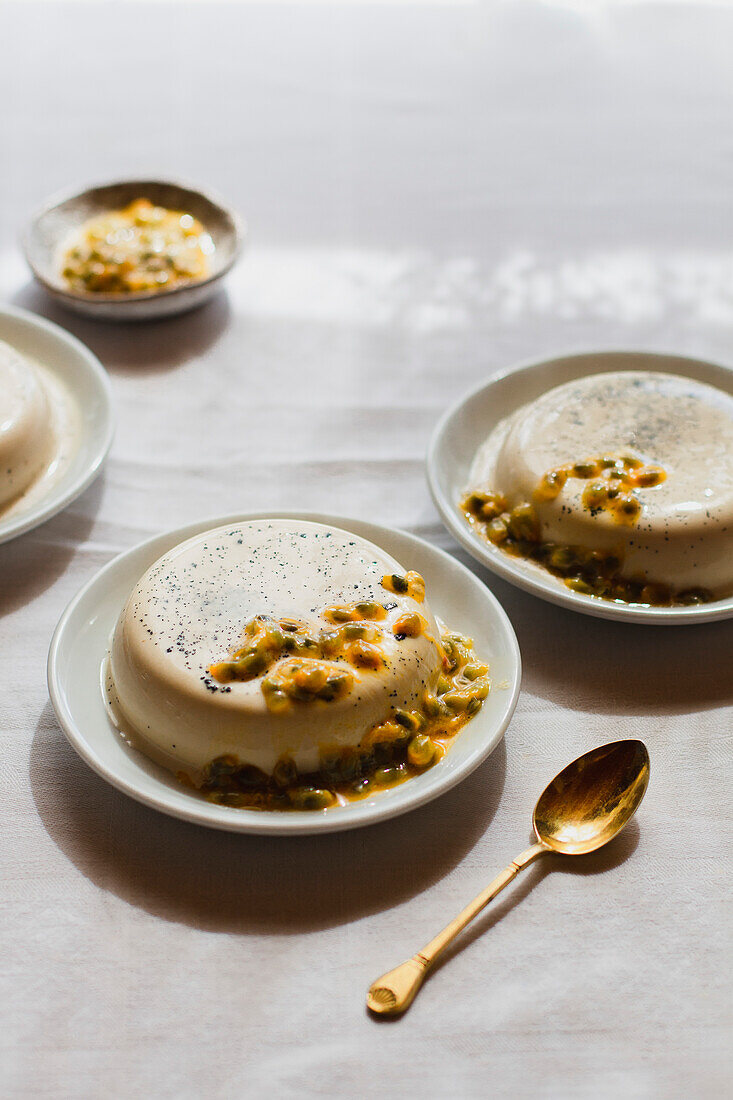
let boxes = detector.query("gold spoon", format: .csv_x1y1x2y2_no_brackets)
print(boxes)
367,738,650,1017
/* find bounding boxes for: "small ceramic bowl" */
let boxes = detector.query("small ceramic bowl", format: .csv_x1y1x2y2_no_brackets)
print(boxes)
23,178,244,321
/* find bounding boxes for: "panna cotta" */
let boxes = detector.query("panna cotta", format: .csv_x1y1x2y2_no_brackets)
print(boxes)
461,371,733,604
108,520,491,810
0,340,52,508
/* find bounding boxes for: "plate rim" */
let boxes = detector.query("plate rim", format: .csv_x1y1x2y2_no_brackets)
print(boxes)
0,302,115,544
47,510,521,836
427,347,733,625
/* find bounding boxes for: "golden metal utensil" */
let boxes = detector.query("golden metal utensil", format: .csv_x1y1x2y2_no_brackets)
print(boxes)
367,738,650,1017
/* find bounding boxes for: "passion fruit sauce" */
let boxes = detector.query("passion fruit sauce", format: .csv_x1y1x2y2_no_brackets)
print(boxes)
199,595,490,812
461,455,713,606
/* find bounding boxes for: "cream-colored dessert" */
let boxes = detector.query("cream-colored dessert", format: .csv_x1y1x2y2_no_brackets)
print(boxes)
0,339,80,523
0,340,52,508
108,520,490,809
462,371,733,604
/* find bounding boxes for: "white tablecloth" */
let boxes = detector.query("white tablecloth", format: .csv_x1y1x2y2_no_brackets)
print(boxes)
1,3,731,1098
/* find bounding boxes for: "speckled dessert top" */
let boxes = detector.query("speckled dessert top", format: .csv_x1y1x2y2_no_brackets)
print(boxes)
109,520,445,777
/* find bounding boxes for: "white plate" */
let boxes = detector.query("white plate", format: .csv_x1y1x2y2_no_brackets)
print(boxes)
427,350,733,625
47,512,521,836
0,304,114,544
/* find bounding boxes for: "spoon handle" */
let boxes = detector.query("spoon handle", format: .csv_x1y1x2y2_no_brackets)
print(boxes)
367,842,546,1017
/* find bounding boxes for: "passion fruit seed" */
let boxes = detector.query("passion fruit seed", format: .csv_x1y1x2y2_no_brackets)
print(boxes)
345,640,384,670
508,503,540,542
408,734,435,768
392,613,423,638
289,788,335,810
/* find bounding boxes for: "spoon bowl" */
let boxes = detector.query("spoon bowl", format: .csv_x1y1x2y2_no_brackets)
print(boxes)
533,739,650,856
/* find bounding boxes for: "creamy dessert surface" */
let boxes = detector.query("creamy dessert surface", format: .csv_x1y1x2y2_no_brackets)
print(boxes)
467,371,733,597
0,340,79,517
109,521,455,784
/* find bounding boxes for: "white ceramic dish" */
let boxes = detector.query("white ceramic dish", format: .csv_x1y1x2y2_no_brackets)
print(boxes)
23,178,244,321
48,512,521,836
0,304,113,544
427,350,733,625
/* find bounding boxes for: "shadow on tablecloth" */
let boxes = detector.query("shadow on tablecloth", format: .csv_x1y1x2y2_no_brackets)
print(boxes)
0,477,103,616
10,281,231,374
433,818,640,968
442,543,733,716
364,817,641,1027
30,700,507,934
